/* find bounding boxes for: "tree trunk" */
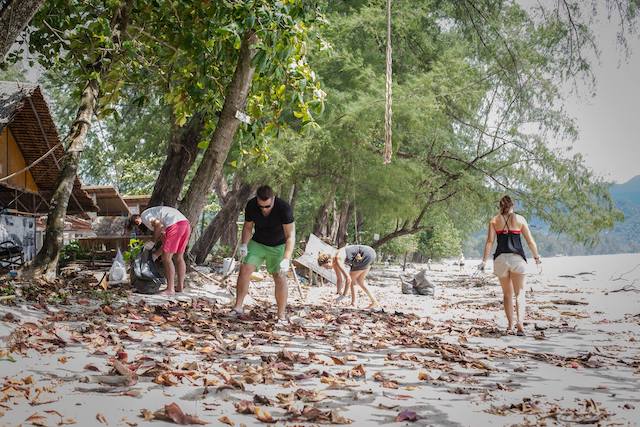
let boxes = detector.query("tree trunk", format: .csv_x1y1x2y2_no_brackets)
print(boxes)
190,181,255,264
215,175,241,249
219,219,238,249
28,1,132,279
148,111,205,207
313,201,331,238
30,80,99,279
335,199,352,247
288,182,298,210
179,30,258,226
0,0,45,60
328,199,339,242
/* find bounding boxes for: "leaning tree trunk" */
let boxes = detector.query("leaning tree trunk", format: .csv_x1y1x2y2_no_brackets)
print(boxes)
0,0,45,60
30,81,99,279
28,1,131,279
179,30,258,226
148,111,205,207
190,181,255,264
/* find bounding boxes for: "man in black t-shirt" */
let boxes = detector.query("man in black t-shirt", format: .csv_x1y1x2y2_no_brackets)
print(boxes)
231,185,295,322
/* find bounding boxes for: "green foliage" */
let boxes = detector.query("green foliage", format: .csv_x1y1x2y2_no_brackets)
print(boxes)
17,0,636,257
379,235,418,257
31,0,326,197
123,238,144,263
0,281,16,297
283,0,625,250
418,215,462,260
89,287,117,306
60,241,87,266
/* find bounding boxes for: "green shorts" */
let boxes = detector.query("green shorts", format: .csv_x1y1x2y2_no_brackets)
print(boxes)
244,240,285,274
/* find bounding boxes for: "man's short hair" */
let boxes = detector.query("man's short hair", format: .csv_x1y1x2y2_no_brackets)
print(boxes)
257,185,274,200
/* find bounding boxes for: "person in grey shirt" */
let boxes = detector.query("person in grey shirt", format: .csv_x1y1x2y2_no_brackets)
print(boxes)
317,244,380,309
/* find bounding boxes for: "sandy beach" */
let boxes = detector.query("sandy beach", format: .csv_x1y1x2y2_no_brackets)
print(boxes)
1,253,639,426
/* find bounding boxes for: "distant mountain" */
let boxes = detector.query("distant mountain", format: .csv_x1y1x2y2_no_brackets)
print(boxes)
611,175,640,205
463,175,640,257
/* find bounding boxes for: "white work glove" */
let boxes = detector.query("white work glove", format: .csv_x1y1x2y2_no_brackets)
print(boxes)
143,241,156,251
477,261,486,271
239,244,248,259
279,258,290,273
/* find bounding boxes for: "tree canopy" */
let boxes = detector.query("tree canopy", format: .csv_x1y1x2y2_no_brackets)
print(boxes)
3,0,637,267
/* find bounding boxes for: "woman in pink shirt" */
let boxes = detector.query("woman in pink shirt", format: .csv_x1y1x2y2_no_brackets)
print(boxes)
128,206,191,295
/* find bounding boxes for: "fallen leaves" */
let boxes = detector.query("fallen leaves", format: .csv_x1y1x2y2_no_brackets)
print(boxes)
395,409,418,422
112,360,138,386
418,371,430,381
141,402,208,425
486,398,611,424
96,412,108,424
24,411,77,426
218,415,234,425
2,265,637,427
254,407,275,423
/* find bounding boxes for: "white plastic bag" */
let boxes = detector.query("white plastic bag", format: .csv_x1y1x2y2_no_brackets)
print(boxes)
109,248,127,284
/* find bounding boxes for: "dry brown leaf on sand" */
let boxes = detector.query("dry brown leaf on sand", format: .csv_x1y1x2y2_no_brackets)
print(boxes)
350,364,366,378
395,409,418,422
329,356,345,365
25,412,47,426
140,402,208,425
44,410,76,425
218,415,234,425
112,360,138,386
254,407,276,423
418,371,430,381
235,400,256,414
141,409,155,421
96,412,108,424
164,402,208,425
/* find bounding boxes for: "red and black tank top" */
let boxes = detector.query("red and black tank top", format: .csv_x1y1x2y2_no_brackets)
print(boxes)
493,214,527,262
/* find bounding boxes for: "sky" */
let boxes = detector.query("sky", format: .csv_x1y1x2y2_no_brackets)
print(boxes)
554,11,640,184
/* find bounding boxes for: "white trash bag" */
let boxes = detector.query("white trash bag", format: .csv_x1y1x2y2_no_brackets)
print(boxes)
109,248,128,284
221,257,236,275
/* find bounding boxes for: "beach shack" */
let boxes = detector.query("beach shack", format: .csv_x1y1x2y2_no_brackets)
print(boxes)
0,81,97,267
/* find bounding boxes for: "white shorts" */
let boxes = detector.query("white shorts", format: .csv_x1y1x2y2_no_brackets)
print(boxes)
493,253,527,278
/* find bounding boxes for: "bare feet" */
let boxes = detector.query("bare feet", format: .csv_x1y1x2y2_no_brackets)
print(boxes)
516,324,525,336
160,290,175,296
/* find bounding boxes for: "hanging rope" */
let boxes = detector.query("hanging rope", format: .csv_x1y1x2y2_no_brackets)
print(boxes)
383,0,393,164
0,141,63,184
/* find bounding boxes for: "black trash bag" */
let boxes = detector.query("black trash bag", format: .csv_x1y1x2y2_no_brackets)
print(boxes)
130,247,165,294
412,269,435,296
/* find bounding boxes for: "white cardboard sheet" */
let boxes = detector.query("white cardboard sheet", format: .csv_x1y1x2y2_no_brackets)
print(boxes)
294,234,349,284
